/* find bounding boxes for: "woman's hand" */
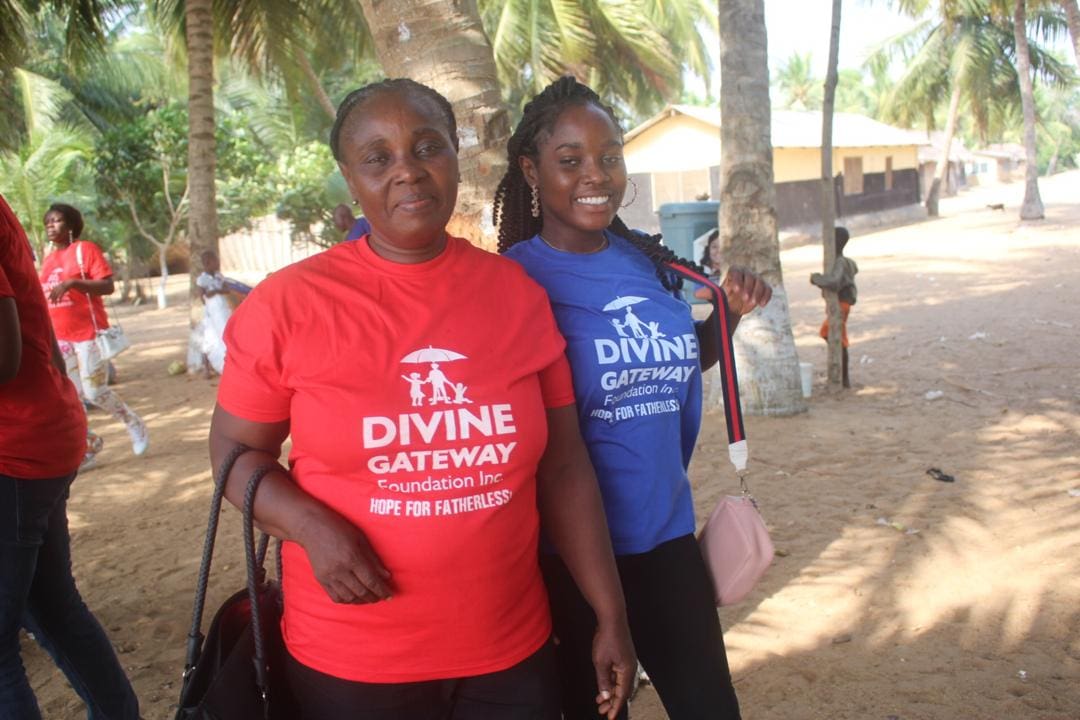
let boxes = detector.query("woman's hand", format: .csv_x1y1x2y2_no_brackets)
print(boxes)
48,280,73,303
721,266,772,316
592,617,636,719
296,506,393,604
209,404,392,605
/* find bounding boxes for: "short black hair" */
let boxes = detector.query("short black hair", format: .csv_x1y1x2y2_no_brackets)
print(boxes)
494,75,706,290
45,203,84,239
330,78,458,162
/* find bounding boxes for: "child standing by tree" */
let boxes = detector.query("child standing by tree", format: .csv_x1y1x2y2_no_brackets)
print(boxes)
811,226,858,388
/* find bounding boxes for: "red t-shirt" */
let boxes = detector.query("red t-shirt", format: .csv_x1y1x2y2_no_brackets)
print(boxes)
0,196,87,478
219,235,576,683
39,240,111,342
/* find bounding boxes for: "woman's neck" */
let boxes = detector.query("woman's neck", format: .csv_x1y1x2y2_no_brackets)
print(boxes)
537,228,608,255
366,231,448,264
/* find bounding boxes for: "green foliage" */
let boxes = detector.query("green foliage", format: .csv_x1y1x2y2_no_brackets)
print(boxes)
215,110,278,235
0,125,95,258
93,102,278,263
274,141,346,247
94,101,187,258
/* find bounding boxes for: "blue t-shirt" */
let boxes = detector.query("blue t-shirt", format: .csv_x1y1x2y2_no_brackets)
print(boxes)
504,232,701,554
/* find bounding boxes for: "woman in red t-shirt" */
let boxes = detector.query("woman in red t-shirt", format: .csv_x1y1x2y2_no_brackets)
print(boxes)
209,79,635,720
39,203,148,462
1,194,140,719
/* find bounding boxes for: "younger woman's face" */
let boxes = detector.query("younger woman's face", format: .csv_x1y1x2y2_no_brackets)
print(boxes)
520,103,626,244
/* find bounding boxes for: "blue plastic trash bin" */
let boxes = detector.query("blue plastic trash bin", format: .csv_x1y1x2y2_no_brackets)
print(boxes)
658,201,720,304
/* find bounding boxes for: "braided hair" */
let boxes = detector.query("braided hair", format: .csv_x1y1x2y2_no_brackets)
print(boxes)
493,76,707,292
330,78,459,162
45,203,84,239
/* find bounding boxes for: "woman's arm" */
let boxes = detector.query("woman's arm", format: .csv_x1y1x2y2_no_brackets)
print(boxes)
48,276,115,303
696,266,773,370
209,404,393,604
537,404,635,719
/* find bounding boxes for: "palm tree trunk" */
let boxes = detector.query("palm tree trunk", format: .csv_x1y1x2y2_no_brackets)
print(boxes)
297,51,337,120
821,0,843,388
926,81,961,217
356,0,509,251
1014,0,1045,220
186,0,218,321
1062,0,1080,67
718,0,805,415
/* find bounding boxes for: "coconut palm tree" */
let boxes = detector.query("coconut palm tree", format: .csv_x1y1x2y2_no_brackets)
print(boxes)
718,0,806,416
479,0,715,122
0,0,125,72
1061,0,1080,64
1014,0,1044,219
182,0,218,312
774,52,823,110
872,0,1073,216
354,0,509,250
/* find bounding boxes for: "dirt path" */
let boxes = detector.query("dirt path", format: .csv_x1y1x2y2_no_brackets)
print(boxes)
25,172,1080,719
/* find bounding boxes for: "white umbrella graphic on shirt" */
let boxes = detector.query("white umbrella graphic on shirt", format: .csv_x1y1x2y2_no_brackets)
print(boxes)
400,346,469,406
601,296,647,312
602,297,650,339
400,346,468,364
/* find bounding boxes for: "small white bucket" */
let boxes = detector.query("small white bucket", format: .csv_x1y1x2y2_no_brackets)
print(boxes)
799,362,813,398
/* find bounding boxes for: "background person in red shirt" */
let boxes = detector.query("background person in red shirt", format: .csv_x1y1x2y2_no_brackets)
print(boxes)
0,194,140,719
38,203,148,461
209,79,636,720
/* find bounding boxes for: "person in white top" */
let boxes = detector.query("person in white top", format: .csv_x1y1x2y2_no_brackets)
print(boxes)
196,250,234,375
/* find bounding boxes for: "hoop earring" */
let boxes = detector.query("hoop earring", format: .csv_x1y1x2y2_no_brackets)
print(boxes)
530,185,541,218
621,178,638,209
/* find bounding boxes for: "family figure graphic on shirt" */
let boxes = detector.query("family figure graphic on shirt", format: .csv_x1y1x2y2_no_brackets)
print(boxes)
401,362,472,407
609,303,665,340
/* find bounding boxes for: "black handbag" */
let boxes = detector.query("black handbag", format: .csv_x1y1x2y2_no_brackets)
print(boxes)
175,445,298,719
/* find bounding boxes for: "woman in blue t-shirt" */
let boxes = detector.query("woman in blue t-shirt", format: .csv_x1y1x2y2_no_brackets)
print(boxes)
494,77,772,720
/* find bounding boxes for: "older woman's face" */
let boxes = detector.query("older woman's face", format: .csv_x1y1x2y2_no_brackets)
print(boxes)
44,211,70,244
337,91,458,262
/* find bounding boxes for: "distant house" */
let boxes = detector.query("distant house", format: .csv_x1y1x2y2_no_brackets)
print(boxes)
620,105,928,233
916,131,974,198
967,144,1026,186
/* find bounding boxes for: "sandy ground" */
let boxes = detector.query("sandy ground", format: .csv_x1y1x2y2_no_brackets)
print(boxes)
24,172,1080,719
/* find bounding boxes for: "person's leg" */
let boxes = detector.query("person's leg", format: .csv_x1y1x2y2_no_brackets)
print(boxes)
619,535,741,720
285,651,447,720
0,473,70,720
539,554,627,720
74,340,148,455
22,478,140,720
450,639,561,720
842,347,850,388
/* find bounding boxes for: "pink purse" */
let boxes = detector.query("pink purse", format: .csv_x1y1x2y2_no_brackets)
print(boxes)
698,490,774,606
667,262,774,607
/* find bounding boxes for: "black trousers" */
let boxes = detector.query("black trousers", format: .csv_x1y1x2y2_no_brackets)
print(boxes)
285,638,560,720
541,534,741,720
